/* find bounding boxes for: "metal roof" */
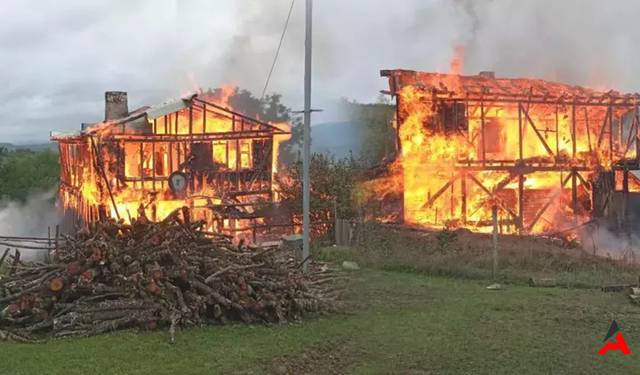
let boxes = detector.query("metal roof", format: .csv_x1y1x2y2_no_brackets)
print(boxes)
146,94,196,119
106,93,197,126
381,69,640,103
50,130,83,140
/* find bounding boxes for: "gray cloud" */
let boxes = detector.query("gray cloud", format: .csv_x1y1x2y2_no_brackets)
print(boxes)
0,0,639,143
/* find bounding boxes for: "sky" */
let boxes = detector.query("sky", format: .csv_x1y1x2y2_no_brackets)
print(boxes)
2,0,640,143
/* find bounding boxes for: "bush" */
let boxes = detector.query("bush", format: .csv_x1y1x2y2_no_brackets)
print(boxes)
275,153,367,220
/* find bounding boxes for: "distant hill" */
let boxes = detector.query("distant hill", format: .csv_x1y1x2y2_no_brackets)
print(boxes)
311,122,361,159
0,142,58,152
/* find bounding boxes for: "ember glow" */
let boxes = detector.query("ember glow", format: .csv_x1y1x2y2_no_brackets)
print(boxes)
54,86,291,237
374,68,640,234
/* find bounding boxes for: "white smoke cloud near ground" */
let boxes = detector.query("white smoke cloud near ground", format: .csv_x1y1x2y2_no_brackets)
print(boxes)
578,222,640,261
0,189,60,261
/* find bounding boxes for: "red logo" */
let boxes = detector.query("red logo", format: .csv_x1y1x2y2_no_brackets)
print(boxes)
599,320,630,355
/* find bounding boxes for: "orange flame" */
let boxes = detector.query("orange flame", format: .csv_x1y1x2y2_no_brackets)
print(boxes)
370,57,636,234
61,85,291,235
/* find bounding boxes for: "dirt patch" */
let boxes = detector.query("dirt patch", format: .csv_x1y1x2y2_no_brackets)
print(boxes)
267,340,361,375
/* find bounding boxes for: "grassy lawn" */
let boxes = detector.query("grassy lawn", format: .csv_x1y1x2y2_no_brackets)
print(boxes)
1,267,639,374
320,224,640,288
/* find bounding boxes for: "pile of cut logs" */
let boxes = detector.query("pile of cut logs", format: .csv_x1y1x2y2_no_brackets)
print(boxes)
0,207,344,342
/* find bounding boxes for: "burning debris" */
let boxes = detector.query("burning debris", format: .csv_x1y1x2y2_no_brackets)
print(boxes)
0,208,344,342
51,87,292,240
370,69,640,234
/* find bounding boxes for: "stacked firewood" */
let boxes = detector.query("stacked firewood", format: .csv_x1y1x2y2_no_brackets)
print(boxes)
0,207,344,342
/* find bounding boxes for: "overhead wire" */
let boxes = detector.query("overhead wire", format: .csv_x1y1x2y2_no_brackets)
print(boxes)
260,0,296,101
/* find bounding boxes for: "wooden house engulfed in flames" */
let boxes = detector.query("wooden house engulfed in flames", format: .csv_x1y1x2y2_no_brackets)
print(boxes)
51,91,291,236
376,69,640,234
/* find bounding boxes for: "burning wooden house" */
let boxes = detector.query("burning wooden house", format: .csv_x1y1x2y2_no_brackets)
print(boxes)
375,69,640,233
51,89,291,235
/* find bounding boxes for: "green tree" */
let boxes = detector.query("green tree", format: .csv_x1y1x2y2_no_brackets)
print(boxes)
275,153,367,221
0,149,60,202
338,95,396,164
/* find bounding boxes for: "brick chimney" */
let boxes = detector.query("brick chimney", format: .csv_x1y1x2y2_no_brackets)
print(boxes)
105,91,128,121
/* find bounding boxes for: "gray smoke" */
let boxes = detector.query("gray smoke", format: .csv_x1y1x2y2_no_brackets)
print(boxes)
440,0,640,90
177,0,640,124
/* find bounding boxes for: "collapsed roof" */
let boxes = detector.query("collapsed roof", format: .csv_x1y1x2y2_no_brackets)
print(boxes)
381,69,640,105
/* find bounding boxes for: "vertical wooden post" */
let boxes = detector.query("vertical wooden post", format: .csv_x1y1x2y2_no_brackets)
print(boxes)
139,142,144,190
556,103,560,157
47,226,52,263
608,103,614,158
518,174,524,233
518,104,524,161
571,170,578,221
623,169,629,226
481,100,486,165
203,103,207,133
152,140,156,191
461,171,467,224
252,220,257,245
55,225,60,254
572,103,577,158
619,114,624,152
492,205,498,277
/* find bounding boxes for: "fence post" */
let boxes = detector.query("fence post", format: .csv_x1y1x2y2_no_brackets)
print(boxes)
55,225,60,257
47,226,52,263
333,198,339,246
492,205,499,277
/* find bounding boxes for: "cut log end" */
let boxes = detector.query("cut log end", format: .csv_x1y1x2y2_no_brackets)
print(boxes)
148,320,158,330
213,304,222,318
67,262,81,275
150,235,162,246
92,248,102,261
50,277,65,292
148,281,162,296
153,269,163,281
81,269,96,282
6,304,21,316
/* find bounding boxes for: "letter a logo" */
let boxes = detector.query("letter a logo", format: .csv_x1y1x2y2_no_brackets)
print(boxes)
598,320,630,355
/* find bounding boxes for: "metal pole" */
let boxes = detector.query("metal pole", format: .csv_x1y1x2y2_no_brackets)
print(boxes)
302,0,313,272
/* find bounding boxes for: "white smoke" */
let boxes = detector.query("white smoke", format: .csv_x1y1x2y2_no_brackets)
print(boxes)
0,189,61,261
578,221,640,260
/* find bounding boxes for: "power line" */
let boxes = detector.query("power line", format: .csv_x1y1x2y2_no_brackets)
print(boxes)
260,0,296,101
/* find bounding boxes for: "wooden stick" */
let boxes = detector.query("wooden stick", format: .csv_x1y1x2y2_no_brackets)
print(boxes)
601,284,632,292
0,248,9,266
8,250,20,276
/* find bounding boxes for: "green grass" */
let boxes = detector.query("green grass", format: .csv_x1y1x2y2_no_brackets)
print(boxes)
1,269,639,374
317,224,640,288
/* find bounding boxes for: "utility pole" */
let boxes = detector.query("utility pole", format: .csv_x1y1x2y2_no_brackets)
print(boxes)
302,0,313,272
